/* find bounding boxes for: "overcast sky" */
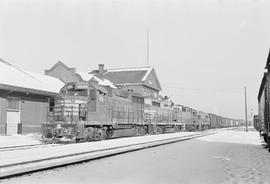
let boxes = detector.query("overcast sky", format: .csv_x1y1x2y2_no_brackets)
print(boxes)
1,0,270,119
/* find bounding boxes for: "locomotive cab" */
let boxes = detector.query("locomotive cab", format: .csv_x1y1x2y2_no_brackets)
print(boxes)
42,82,89,143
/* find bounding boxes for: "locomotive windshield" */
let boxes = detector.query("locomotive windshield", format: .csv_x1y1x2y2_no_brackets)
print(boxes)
63,83,88,97
66,89,87,96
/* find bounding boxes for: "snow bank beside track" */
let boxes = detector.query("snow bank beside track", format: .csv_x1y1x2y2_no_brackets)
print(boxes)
197,128,263,145
0,131,213,179
0,134,41,148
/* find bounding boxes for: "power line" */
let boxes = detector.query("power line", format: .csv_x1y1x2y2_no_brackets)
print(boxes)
163,84,243,94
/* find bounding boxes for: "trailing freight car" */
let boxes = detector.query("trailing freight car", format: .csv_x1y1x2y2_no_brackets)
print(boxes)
253,115,259,131
258,50,270,149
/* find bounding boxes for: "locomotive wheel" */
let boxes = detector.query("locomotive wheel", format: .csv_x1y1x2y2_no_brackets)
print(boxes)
94,133,101,141
106,129,114,139
94,129,105,141
135,126,140,136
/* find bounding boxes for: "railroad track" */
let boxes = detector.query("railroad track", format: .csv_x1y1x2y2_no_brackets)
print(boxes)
0,130,216,179
0,143,64,152
0,127,233,153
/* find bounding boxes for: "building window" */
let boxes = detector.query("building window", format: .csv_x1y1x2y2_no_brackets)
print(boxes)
7,98,20,111
152,101,160,107
153,92,157,98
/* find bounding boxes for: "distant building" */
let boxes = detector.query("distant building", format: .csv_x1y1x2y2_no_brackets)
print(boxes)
90,64,162,107
45,61,116,88
0,58,63,135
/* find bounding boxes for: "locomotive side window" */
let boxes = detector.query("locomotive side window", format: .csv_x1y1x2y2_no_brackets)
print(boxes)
66,89,87,96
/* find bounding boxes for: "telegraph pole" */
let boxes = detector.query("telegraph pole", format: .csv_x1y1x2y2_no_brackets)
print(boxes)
244,86,248,132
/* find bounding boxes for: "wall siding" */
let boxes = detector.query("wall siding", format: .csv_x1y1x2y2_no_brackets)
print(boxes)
21,100,48,134
0,90,53,135
0,98,7,135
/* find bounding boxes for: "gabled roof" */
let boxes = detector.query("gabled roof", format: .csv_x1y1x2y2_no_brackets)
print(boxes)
103,67,153,83
0,58,64,95
101,67,161,90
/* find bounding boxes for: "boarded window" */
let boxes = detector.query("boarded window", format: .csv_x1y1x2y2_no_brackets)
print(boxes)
7,98,20,111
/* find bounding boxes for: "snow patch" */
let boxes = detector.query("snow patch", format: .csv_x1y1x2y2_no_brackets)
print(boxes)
213,156,231,161
76,71,116,88
197,129,262,145
0,134,41,148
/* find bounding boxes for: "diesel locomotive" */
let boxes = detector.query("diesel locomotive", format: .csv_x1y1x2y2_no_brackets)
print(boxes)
42,79,238,143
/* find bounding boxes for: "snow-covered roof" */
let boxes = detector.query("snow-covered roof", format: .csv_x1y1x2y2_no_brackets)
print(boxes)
0,58,64,94
104,67,153,83
76,71,116,88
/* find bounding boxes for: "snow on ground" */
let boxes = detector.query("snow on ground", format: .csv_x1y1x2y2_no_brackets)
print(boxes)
0,132,198,166
3,128,270,184
197,127,263,145
0,134,42,148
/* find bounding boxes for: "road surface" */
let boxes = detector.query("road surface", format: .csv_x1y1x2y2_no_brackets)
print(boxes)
1,128,270,184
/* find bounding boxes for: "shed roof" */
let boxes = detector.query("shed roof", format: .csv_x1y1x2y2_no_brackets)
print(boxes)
0,58,64,95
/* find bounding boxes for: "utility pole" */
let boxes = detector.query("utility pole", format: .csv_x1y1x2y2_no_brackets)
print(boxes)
244,86,248,132
147,29,149,67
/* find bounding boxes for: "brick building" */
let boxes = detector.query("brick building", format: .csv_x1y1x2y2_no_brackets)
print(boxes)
91,64,162,106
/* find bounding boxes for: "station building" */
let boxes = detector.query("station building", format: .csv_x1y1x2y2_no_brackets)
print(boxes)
0,58,64,135
90,64,162,107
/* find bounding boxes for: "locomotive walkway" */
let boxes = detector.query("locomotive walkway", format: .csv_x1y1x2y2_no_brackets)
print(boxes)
0,129,229,179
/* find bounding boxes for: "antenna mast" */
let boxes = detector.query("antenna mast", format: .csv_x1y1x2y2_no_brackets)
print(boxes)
244,86,248,132
147,29,149,67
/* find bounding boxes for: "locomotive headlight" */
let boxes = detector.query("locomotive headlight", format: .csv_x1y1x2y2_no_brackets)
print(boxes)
56,124,62,129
